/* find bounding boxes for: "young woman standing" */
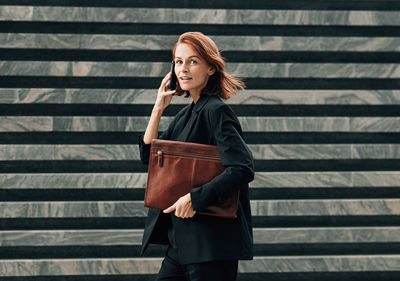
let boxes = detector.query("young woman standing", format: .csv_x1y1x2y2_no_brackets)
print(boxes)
139,32,254,281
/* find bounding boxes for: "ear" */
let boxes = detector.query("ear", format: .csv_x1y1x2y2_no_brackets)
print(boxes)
207,65,216,76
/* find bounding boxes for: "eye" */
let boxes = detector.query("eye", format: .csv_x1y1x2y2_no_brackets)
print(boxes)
175,59,183,64
190,60,198,64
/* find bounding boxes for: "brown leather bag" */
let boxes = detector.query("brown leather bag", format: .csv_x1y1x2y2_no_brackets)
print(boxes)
144,139,239,218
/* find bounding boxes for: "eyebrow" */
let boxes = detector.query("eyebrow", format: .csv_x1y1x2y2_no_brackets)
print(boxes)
174,56,200,59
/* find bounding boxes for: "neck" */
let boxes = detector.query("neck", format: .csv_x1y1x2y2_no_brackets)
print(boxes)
190,91,201,103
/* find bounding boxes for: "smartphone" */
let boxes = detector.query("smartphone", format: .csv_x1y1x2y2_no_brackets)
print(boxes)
168,61,177,91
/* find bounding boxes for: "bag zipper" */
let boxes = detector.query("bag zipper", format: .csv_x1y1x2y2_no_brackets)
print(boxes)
157,150,220,167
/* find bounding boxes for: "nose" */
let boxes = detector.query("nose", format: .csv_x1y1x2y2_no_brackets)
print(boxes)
181,62,189,73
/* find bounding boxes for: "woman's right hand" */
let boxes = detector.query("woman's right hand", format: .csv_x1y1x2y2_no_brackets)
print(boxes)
154,72,176,112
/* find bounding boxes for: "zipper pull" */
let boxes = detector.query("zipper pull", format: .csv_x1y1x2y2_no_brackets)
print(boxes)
157,150,164,167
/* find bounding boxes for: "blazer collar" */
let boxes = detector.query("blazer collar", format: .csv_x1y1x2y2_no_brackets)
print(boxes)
192,94,211,113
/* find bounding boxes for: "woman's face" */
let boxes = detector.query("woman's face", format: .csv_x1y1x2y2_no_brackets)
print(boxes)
174,43,215,97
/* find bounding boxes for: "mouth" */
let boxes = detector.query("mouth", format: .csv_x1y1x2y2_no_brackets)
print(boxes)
180,77,192,81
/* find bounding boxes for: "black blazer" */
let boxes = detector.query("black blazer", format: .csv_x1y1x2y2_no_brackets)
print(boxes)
139,94,254,264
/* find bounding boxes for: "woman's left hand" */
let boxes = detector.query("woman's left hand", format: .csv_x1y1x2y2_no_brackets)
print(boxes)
163,193,196,218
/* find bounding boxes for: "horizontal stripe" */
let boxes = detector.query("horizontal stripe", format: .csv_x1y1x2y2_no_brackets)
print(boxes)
2,242,400,258
0,173,147,189
2,159,400,173
1,216,399,230
1,171,400,189
0,132,400,145
0,189,147,201
0,201,147,218
0,217,147,231
2,61,400,78
241,255,400,273
251,199,400,216
2,22,400,37
1,227,400,246
253,171,400,188
2,7,400,26
3,34,400,51
4,49,400,63
0,0,399,11
0,255,400,276
1,116,400,132
0,104,399,117
1,144,400,160
2,77,400,90
1,89,400,105
0,199,399,218
22,159,400,171
2,187,400,202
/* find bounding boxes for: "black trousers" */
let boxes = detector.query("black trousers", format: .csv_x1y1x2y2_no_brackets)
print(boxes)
156,246,238,281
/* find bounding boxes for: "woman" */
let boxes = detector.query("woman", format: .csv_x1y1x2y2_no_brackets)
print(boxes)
139,32,254,281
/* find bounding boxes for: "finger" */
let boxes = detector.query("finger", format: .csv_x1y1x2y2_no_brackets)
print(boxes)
160,90,176,96
163,203,176,213
176,206,193,219
159,72,172,91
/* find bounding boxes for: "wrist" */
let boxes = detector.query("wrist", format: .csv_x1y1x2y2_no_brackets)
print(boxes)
152,107,164,115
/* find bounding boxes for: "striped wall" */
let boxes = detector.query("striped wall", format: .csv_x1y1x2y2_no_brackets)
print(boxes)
1,1,400,280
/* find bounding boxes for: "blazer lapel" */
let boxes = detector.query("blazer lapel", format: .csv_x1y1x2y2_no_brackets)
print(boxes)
176,95,210,142
177,109,198,142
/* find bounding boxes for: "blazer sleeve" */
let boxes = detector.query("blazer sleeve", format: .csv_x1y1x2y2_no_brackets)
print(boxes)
190,103,255,211
138,114,179,165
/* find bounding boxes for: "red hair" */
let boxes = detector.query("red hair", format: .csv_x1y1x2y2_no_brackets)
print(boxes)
172,32,245,99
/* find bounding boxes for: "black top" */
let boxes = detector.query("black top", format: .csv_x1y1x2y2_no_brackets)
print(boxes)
139,94,254,264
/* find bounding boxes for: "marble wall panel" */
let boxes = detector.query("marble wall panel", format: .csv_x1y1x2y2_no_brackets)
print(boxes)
239,117,350,132
3,61,400,78
70,62,165,77
95,35,400,52
0,145,141,161
239,255,400,273
80,34,179,50
0,117,52,132
4,199,399,218
253,227,400,244
232,90,400,105
248,170,400,189
3,34,400,51
352,172,400,187
0,6,33,21
3,6,400,26
250,199,400,216
250,144,400,160
0,256,398,276
3,227,399,247
0,89,175,105
0,61,71,76
9,116,390,132
52,116,172,132
250,172,353,187
2,89,400,105
0,229,143,246
0,145,55,160
0,201,146,218
1,171,398,189
249,144,351,160
228,63,400,78
0,258,163,276
350,117,400,132
7,144,400,160
352,144,400,159
0,173,147,189
54,145,140,160
0,33,82,49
